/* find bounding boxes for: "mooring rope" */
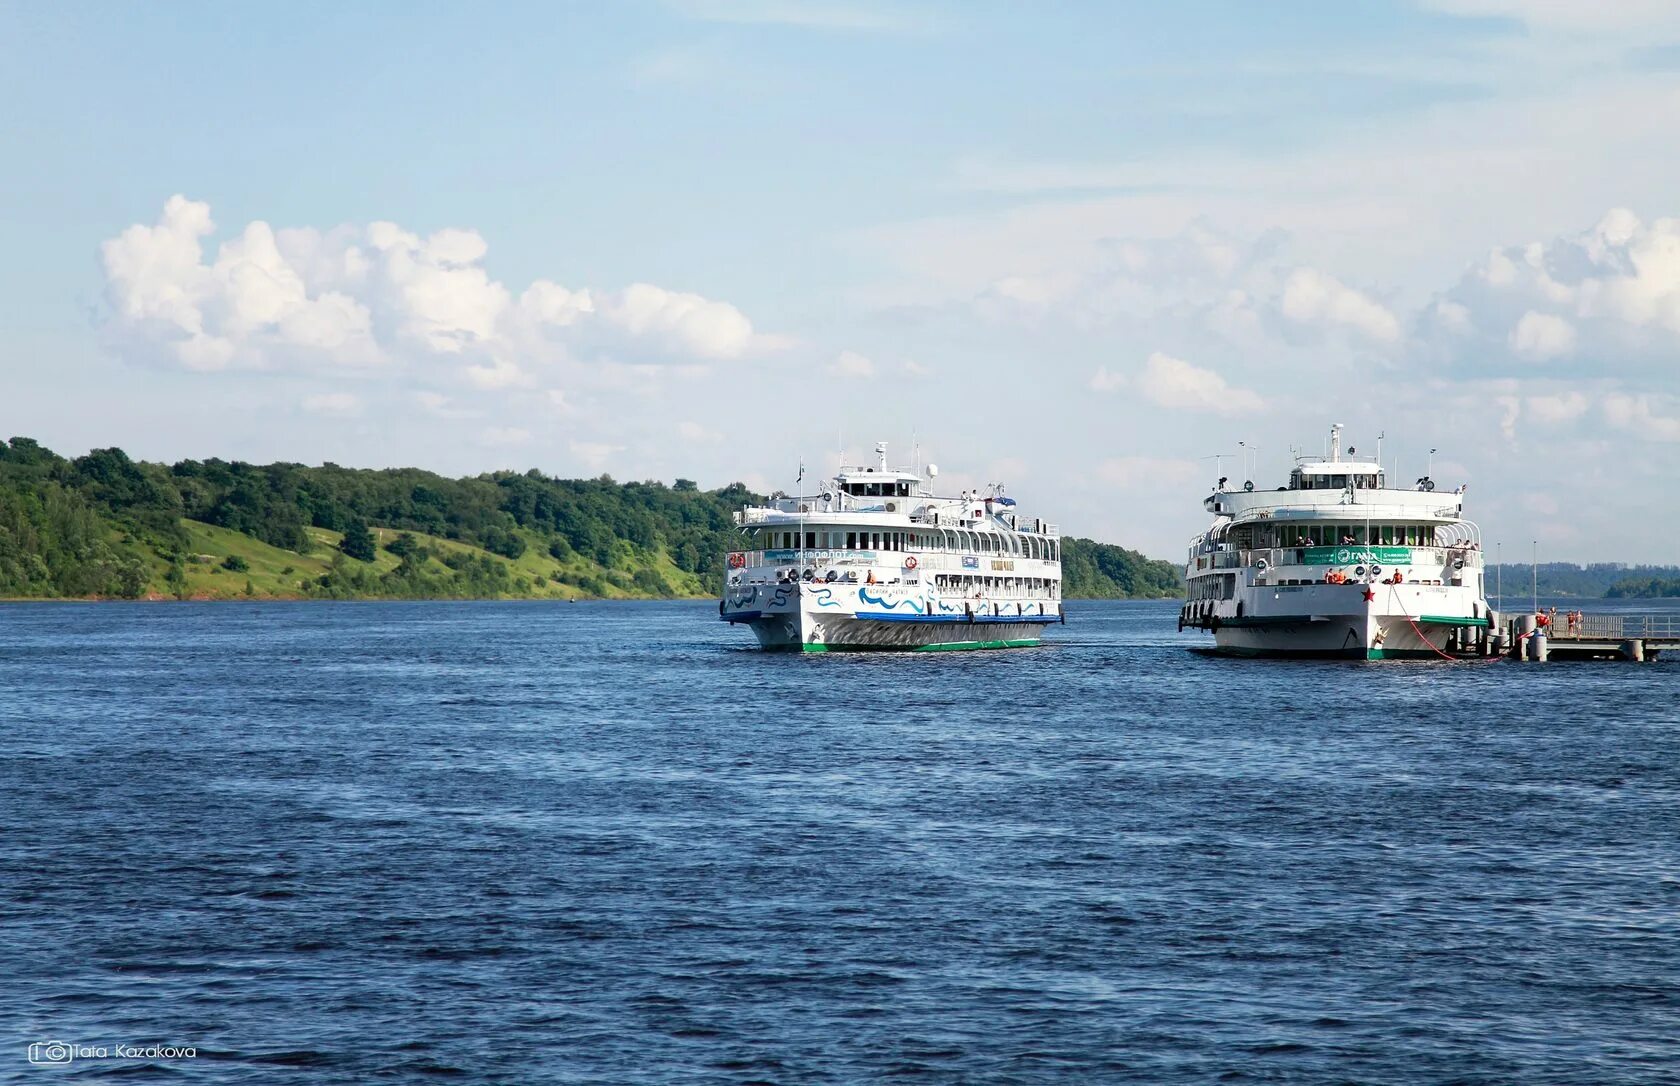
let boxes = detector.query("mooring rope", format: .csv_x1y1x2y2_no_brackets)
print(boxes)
1386,583,1460,662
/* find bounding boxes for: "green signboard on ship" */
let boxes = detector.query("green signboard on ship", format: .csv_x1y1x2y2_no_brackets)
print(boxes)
1303,546,1412,565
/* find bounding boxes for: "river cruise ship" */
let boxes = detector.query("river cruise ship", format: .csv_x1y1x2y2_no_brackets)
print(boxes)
1181,425,1490,659
720,443,1064,652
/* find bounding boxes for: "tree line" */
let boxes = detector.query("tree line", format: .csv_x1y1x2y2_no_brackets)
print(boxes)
0,436,1182,600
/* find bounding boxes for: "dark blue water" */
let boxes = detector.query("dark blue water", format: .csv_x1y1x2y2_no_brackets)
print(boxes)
4,599,1678,1084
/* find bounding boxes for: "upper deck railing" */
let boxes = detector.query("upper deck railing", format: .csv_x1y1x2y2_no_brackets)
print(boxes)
730,548,1062,574
737,495,1058,536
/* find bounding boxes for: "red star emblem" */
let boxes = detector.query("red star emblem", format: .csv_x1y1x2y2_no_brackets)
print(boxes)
1362,588,1376,602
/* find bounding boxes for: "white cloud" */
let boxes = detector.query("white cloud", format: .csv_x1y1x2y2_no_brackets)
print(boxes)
1095,456,1201,490
829,350,876,377
596,283,758,360
301,392,361,416
1509,310,1577,358
1426,208,1680,367
677,420,721,442
1279,268,1400,343
1089,365,1128,392
101,196,779,377
570,440,624,470
479,426,532,446
672,0,922,32
1136,352,1264,415
1525,390,1590,423
1602,393,1680,441
413,390,478,418
1419,0,1680,33
100,196,380,371
463,357,531,390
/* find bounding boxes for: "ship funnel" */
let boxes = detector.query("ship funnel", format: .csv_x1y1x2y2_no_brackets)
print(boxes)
876,441,889,470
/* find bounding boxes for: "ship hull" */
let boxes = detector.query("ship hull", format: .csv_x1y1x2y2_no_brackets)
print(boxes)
722,582,1057,652
1184,582,1489,660
749,614,1048,652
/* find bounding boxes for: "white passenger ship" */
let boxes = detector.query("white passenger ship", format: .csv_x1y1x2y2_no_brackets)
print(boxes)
1181,425,1490,659
721,443,1064,652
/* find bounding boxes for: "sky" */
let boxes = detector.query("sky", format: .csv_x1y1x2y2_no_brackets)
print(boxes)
2,0,1678,563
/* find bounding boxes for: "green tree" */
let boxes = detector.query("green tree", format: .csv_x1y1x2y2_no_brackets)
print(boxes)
166,560,189,600
340,519,376,561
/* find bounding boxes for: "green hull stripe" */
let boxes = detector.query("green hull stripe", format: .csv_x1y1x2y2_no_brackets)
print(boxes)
914,638,1040,652
1417,615,1490,627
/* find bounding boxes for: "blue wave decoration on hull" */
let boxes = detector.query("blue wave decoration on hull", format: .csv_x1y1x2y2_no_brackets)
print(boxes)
857,587,924,614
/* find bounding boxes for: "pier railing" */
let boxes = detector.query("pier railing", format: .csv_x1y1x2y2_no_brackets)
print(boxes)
1546,613,1680,640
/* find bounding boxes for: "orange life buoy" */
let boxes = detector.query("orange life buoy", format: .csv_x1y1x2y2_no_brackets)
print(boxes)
904,556,918,570
727,552,745,569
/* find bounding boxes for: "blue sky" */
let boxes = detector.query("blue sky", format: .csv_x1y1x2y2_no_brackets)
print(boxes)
3,0,1678,562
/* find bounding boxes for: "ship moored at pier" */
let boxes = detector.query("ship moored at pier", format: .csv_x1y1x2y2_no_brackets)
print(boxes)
721,443,1063,652
1182,425,1491,659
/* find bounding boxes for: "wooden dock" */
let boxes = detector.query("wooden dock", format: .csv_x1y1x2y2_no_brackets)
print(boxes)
1492,612,1679,662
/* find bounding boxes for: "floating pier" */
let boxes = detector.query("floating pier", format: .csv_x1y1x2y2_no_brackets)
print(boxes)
1491,611,1678,662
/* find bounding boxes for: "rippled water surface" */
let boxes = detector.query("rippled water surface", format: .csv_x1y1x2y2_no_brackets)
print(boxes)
4,599,1679,1083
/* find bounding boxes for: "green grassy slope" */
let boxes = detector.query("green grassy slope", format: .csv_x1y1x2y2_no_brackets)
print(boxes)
137,521,710,601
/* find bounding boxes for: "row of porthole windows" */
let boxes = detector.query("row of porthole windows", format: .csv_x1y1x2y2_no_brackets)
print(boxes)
753,527,1060,562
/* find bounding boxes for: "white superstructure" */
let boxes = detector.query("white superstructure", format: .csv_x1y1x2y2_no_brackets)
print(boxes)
720,443,1064,652
1180,425,1491,659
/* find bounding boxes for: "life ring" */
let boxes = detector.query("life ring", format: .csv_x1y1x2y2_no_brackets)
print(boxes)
727,552,746,569
904,556,918,570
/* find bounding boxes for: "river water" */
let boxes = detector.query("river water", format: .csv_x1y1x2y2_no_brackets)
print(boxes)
3,599,1677,1083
